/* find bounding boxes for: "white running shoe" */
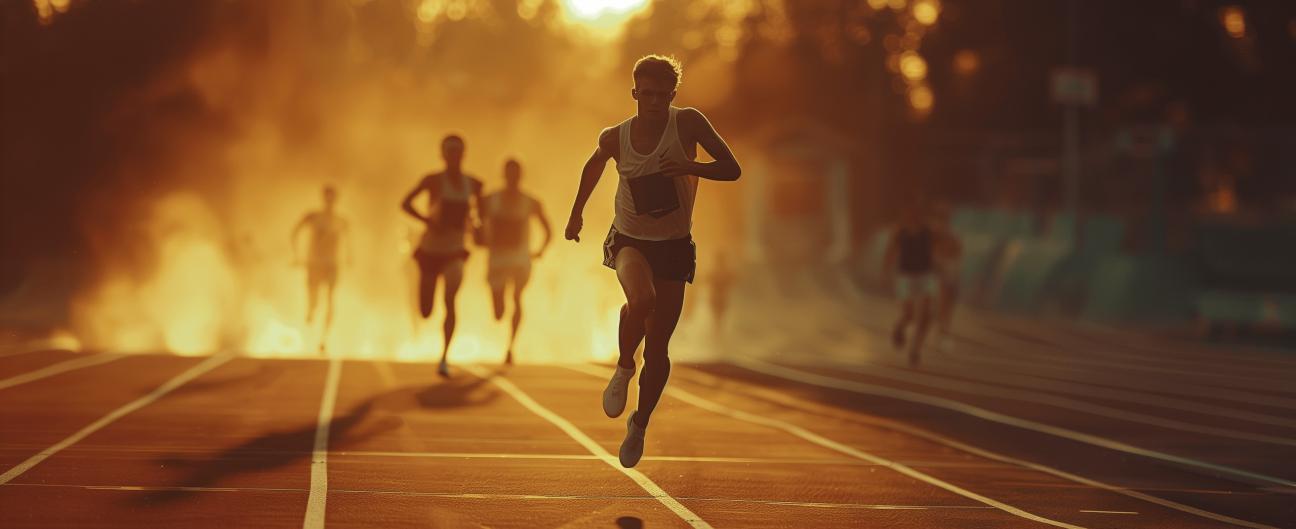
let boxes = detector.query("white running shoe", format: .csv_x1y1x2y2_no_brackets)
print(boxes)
602,365,635,418
619,411,646,468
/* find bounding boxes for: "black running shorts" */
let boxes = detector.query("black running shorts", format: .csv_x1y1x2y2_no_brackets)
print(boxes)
602,226,696,283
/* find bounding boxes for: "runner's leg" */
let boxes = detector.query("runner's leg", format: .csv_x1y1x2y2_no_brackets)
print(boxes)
440,257,465,367
615,247,654,369
634,277,684,428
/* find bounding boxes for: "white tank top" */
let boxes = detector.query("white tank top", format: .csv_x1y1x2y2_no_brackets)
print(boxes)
613,107,697,241
484,191,535,261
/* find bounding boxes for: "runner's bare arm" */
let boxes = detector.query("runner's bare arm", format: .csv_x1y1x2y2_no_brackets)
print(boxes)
660,108,740,182
533,198,552,258
401,176,435,223
566,127,617,242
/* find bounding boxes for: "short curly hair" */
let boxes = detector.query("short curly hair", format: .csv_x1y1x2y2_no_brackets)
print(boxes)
632,54,682,90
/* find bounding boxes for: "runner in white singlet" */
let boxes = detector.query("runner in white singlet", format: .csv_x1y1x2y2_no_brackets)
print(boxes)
482,158,551,365
564,55,742,468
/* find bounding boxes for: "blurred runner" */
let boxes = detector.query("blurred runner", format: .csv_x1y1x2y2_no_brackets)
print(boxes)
292,185,349,353
482,158,552,365
884,198,938,366
401,134,483,377
564,55,741,468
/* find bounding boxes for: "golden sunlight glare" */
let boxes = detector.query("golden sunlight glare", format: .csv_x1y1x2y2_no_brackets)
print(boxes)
899,51,928,81
912,0,941,26
558,0,651,35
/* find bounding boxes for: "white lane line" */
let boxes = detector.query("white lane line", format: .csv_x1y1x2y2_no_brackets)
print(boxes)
732,355,1296,489
813,321,1296,427
302,358,342,529
1079,510,1138,515
1067,321,1296,369
463,365,713,529
0,353,123,391
570,365,1092,529
683,366,1283,529
810,359,1296,446
924,356,1296,429
0,353,232,485
0,481,995,510
334,450,1001,468
975,323,1296,378
940,350,1296,410
823,299,1296,408
956,329,1293,393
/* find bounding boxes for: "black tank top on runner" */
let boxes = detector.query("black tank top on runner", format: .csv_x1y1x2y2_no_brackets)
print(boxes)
897,226,934,273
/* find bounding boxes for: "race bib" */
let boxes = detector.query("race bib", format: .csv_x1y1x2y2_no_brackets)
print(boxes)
628,171,680,218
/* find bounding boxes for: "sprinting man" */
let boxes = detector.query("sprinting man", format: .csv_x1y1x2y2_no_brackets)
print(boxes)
292,185,349,352
931,202,963,349
401,134,483,377
883,198,938,366
482,158,552,365
564,55,741,468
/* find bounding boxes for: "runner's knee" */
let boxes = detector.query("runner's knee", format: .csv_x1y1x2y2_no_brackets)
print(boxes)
626,290,656,319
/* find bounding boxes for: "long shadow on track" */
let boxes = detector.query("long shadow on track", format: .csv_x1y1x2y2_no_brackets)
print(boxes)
130,368,504,506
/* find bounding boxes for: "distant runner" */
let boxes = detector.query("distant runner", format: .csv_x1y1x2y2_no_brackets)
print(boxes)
292,185,348,353
401,134,483,377
884,199,938,366
482,159,552,365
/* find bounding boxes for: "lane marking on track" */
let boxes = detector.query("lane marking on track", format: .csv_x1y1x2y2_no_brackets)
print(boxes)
968,326,1296,387
801,358,1296,446
0,353,123,391
333,450,1005,468
0,481,997,510
563,364,1091,529
797,325,1296,428
811,296,1296,407
730,355,1296,490
1079,510,1138,515
302,358,342,529
917,355,1296,429
935,350,1296,410
674,365,1282,529
0,353,232,485
463,365,713,529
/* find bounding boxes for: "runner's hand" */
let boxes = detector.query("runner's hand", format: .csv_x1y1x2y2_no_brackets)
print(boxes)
658,154,692,178
565,215,582,242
